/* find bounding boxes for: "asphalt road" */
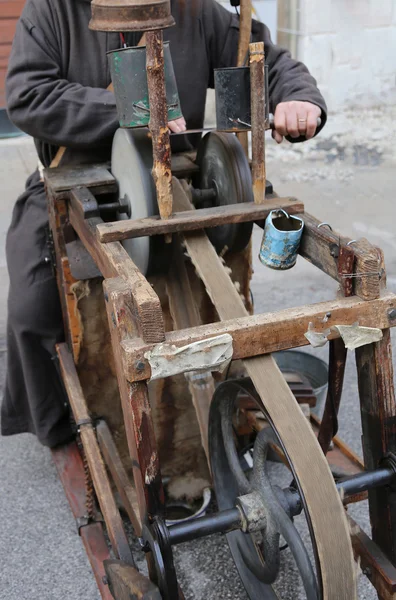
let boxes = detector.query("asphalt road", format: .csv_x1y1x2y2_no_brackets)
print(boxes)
1,107,396,599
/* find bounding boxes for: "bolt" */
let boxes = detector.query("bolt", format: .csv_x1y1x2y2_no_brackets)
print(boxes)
102,576,108,585
388,309,396,321
135,360,145,372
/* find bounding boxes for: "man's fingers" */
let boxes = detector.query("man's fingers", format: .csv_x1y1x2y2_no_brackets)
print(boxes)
272,129,284,144
274,107,287,137
305,110,318,140
168,117,186,133
286,108,300,139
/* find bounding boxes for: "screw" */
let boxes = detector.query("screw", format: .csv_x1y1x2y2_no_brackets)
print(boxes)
388,309,396,320
135,360,145,372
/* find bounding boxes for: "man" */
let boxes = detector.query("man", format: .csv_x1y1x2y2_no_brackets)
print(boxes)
3,0,325,448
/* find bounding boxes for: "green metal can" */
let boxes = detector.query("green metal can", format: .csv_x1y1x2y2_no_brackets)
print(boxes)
107,43,183,128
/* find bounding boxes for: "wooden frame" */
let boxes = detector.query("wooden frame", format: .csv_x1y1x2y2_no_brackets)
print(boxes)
43,14,396,599
46,155,396,599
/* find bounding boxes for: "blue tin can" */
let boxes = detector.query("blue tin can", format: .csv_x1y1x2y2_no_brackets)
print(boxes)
259,209,304,270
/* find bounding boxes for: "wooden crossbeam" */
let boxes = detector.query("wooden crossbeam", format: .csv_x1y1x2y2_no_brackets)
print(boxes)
96,196,303,243
121,293,396,382
300,213,384,300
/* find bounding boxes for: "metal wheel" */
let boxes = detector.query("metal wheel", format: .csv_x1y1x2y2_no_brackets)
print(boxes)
111,128,169,275
195,132,254,254
209,378,355,600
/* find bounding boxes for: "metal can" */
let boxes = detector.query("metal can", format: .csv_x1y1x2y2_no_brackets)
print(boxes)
107,43,182,128
259,209,304,270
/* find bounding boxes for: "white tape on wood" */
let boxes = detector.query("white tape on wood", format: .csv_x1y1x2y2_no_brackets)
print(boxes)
145,333,233,381
332,323,383,350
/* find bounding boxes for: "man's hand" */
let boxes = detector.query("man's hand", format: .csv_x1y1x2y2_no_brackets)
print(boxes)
168,116,186,133
272,101,321,144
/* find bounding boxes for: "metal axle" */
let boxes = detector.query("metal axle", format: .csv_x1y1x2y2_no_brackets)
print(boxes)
166,466,396,546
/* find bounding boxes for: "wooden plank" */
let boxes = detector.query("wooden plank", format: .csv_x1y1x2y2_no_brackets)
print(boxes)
103,278,165,528
68,188,165,344
249,42,266,203
96,196,304,243
146,30,173,221
173,179,356,598
51,442,114,600
349,516,396,600
300,213,383,300
46,187,82,360
121,292,396,382
96,420,142,535
356,330,396,565
166,240,215,463
57,343,134,566
104,560,161,600
45,164,116,195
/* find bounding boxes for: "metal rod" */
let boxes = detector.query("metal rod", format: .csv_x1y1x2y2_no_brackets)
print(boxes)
287,468,396,517
169,467,396,547
337,468,395,498
168,507,241,545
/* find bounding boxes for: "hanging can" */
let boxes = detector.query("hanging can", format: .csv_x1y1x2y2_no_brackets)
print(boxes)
259,209,304,270
107,43,183,128
214,67,251,132
214,65,269,132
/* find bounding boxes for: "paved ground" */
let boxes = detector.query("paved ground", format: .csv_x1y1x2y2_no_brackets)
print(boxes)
1,106,396,599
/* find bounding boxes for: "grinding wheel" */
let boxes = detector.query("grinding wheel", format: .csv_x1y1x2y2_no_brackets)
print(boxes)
195,132,254,254
111,128,167,275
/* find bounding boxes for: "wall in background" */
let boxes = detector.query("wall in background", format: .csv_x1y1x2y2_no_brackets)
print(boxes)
277,0,396,111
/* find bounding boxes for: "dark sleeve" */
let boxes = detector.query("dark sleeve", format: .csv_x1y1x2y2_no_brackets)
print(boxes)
202,0,327,133
6,2,118,149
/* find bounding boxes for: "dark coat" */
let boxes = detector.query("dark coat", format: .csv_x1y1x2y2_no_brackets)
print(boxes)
2,0,327,447
6,0,327,168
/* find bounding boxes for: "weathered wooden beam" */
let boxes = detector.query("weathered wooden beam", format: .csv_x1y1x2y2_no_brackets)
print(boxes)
45,164,117,199
356,330,396,566
96,196,303,243
51,442,114,600
68,188,165,344
146,30,173,221
349,515,396,600
300,213,384,300
121,293,396,382
103,278,165,527
57,343,134,566
236,0,252,155
249,41,266,203
166,240,215,463
104,560,161,600
96,420,142,535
